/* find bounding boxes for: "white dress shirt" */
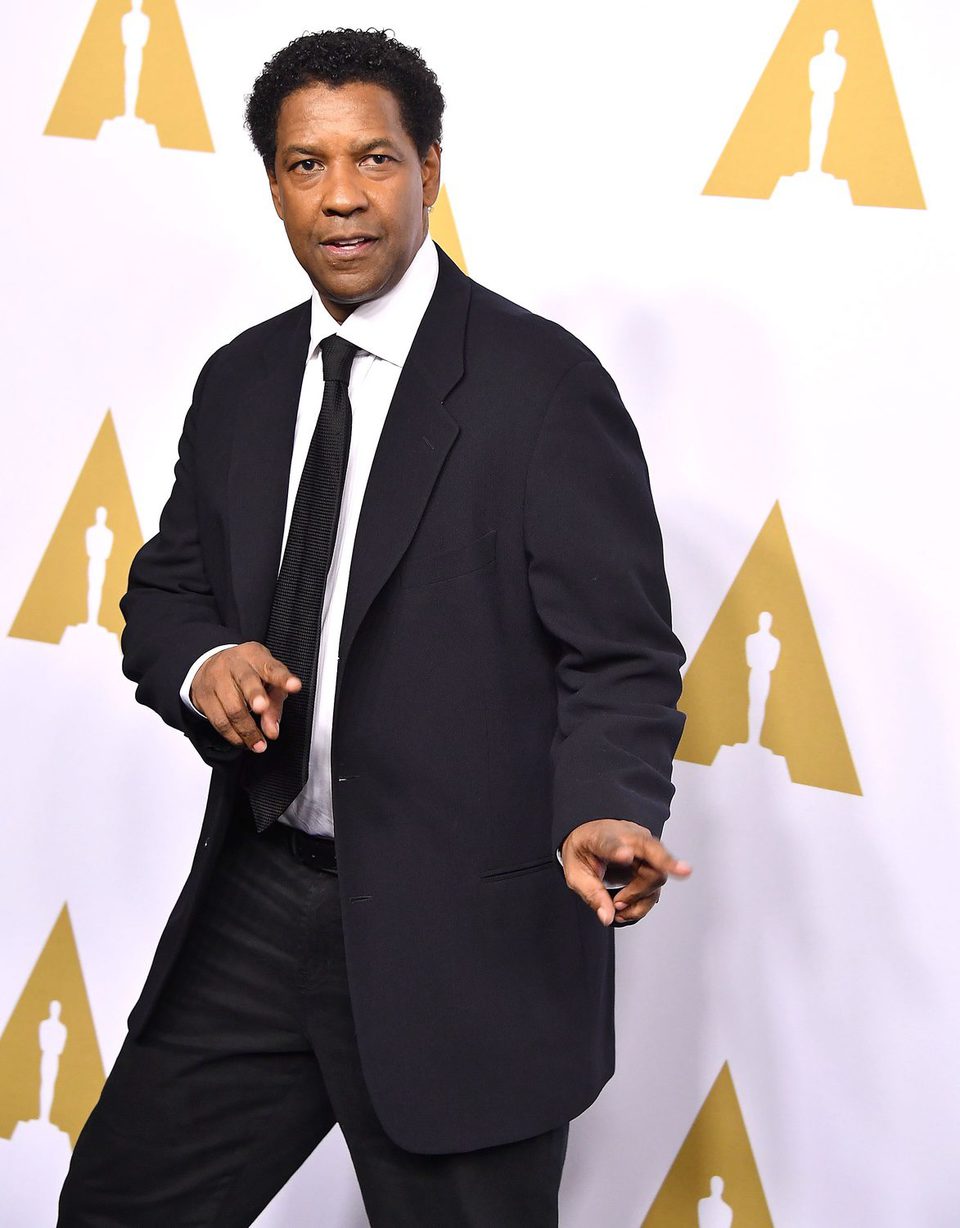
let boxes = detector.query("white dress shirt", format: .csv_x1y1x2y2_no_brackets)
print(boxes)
180,234,440,836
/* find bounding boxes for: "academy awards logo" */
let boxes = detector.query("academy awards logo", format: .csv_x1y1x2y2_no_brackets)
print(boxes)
0,906,105,1225
704,0,924,209
9,410,143,649
429,185,467,272
676,502,860,795
45,0,213,152
642,1063,773,1226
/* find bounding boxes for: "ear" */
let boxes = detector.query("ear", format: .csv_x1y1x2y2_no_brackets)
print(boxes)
421,141,442,210
267,162,284,220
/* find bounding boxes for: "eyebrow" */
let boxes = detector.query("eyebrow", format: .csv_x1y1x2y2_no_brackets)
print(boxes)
354,137,403,156
280,137,404,159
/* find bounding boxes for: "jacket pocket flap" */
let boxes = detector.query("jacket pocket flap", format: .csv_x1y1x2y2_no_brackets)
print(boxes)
400,529,497,589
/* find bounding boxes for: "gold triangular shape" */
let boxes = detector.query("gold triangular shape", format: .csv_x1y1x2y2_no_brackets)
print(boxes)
676,502,860,795
642,1062,774,1226
9,410,143,645
0,905,105,1148
45,0,213,152
703,0,924,209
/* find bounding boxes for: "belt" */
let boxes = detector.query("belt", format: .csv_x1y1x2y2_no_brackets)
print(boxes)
259,818,338,875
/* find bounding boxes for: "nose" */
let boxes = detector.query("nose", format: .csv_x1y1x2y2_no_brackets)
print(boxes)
321,158,368,217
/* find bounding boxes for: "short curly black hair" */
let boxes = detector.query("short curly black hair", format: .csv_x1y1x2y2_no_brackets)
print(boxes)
245,28,444,170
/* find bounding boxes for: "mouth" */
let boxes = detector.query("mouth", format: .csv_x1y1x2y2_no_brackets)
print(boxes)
320,236,379,258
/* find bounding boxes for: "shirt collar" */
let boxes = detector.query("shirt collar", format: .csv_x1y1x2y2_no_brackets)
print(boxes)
307,234,440,368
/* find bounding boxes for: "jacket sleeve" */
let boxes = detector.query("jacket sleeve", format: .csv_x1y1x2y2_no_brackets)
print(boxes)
522,358,686,855
119,351,244,768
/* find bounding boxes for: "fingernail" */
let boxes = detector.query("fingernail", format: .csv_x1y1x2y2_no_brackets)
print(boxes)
614,901,626,910
254,740,266,752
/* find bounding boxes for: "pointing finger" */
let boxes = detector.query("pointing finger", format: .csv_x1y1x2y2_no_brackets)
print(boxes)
260,656,301,693
591,836,687,883
623,831,692,879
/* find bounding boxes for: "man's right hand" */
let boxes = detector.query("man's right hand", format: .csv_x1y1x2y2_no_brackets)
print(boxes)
189,643,301,752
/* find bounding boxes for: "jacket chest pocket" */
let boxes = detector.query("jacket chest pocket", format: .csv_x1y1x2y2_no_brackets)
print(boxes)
399,529,497,589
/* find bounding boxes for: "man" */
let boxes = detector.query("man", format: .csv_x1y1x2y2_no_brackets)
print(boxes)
60,28,690,1227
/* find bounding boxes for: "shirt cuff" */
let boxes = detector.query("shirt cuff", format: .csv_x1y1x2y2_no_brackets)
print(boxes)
180,644,238,717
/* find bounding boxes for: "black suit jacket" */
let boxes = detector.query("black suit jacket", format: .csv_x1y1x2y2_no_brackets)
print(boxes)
119,243,686,1154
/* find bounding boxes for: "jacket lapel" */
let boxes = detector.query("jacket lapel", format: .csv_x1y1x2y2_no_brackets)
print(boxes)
228,300,311,638
336,246,470,696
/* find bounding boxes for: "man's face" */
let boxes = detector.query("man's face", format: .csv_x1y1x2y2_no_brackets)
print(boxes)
268,81,441,322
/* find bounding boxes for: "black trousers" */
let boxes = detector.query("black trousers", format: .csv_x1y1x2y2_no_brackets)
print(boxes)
58,811,569,1227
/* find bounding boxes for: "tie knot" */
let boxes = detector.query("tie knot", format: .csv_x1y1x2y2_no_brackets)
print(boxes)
320,335,360,384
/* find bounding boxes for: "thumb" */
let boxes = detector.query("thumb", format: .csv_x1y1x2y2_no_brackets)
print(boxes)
563,860,616,926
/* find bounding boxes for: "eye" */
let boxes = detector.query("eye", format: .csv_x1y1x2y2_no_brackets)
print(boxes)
363,154,393,166
293,158,319,173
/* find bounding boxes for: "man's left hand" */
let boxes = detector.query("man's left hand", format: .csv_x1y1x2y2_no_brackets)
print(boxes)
561,819,692,927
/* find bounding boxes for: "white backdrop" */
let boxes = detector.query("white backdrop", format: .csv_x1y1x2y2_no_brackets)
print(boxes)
2,2,959,1225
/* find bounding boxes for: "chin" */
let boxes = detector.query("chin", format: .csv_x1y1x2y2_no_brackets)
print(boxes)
321,273,391,307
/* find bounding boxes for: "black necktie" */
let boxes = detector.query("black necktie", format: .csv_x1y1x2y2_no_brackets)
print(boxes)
244,334,359,832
